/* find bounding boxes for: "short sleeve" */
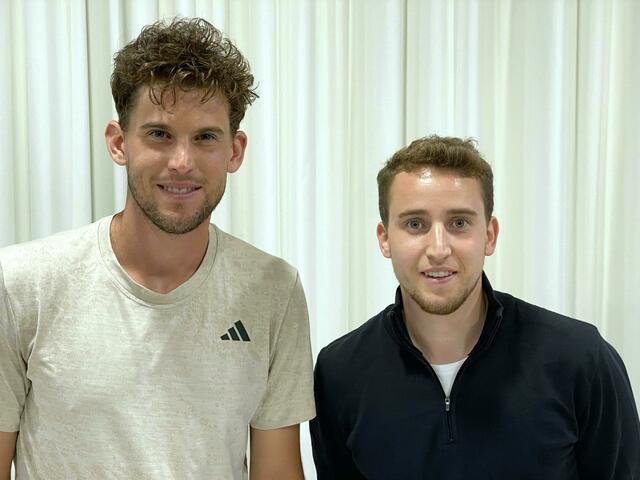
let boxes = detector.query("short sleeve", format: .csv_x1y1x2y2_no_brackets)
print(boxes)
250,272,315,429
0,262,29,432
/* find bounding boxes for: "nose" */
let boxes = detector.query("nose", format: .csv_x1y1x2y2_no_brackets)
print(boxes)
425,223,452,263
167,140,195,174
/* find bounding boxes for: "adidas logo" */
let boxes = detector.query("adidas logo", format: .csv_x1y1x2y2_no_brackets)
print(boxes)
220,320,251,342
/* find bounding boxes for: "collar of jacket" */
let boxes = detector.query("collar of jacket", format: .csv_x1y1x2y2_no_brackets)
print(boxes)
386,272,505,359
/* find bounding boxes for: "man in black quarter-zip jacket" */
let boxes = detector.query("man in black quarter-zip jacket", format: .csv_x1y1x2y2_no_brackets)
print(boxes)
310,135,640,479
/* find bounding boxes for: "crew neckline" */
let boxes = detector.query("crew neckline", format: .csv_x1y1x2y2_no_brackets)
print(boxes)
430,356,468,371
97,215,218,306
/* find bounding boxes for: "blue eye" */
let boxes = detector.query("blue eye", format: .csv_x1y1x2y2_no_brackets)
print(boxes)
196,132,218,142
407,219,424,230
147,130,168,139
452,218,469,229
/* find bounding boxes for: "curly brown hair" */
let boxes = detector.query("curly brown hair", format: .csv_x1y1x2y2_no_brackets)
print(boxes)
111,17,258,133
377,135,494,226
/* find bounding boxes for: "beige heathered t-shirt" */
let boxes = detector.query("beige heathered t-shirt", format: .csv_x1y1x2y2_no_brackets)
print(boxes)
0,216,315,479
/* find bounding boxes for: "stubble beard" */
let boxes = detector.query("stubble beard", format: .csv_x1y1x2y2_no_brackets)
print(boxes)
127,169,226,235
406,272,482,315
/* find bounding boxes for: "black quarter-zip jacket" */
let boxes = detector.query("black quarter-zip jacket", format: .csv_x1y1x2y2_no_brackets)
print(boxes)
310,275,640,479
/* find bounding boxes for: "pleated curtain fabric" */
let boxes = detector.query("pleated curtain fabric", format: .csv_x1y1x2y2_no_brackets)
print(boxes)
1,1,639,478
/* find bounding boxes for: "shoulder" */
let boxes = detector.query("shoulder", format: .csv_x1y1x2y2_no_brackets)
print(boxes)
316,305,395,379
0,221,102,289
497,291,600,339
213,226,297,286
494,290,605,368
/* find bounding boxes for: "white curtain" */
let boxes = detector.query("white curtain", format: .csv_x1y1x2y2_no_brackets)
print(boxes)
2,1,639,478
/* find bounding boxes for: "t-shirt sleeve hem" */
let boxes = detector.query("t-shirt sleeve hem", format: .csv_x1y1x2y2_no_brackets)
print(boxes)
249,406,317,431
0,421,20,432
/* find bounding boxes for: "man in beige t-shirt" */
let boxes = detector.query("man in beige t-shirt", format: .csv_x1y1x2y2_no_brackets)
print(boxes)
0,18,314,479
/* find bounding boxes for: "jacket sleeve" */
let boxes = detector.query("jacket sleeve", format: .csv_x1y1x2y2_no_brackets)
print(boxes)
310,349,366,480
575,339,640,479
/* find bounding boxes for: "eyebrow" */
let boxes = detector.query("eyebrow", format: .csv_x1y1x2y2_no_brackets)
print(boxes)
447,208,479,217
138,123,226,136
138,122,170,131
397,208,479,218
398,209,429,218
194,126,226,136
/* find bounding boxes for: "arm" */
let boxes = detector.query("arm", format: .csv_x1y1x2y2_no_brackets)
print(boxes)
0,264,27,480
250,425,304,480
309,352,366,480
249,273,314,477
0,431,16,480
576,340,640,478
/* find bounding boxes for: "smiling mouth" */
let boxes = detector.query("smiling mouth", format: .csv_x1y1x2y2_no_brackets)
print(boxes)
159,185,201,194
424,271,455,279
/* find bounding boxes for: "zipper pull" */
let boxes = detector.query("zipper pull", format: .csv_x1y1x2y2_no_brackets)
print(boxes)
445,396,450,412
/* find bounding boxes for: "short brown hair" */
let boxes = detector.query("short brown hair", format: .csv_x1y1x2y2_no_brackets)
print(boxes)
111,17,258,133
377,135,494,225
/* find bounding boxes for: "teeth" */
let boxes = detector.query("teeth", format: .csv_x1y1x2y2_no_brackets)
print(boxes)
426,271,453,278
164,186,194,194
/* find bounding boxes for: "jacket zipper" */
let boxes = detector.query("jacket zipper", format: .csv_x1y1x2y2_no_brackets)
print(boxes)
445,396,453,442
405,346,459,443
392,294,504,446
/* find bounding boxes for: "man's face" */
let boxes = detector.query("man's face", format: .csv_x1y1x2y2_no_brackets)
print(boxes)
377,168,498,315
107,86,246,234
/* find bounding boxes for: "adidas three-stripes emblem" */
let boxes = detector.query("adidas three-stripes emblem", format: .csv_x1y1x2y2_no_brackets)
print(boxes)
221,320,251,342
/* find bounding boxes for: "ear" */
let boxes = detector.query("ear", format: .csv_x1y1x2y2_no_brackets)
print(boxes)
484,216,499,256
227,130,248,173
105,120,127,166
376,222,392,258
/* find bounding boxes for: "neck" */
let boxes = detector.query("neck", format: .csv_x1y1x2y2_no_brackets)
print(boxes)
402,278,486,365
110,200,210,294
